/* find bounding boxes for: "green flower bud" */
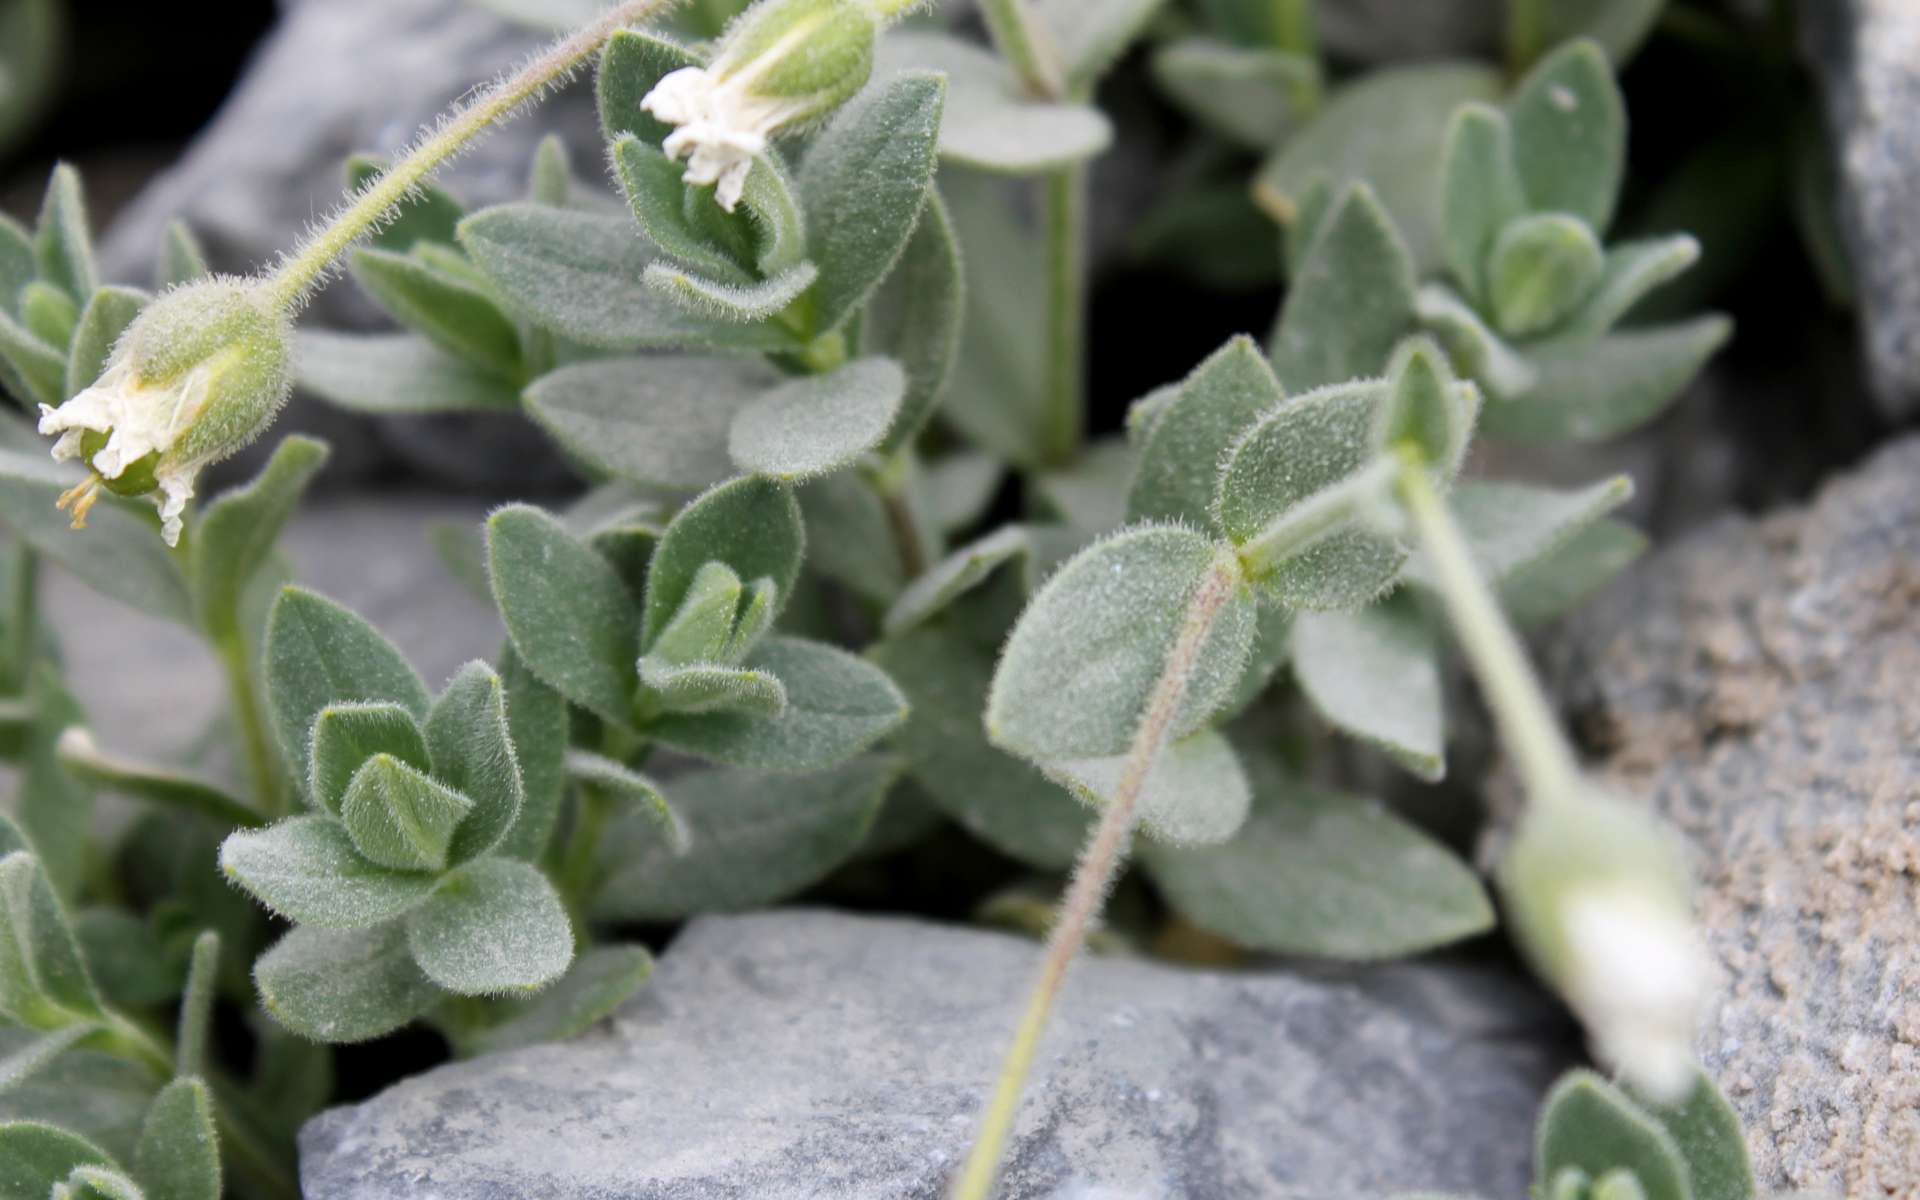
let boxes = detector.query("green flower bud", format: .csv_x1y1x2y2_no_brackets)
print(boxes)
37,279,292,546
641,0,887,211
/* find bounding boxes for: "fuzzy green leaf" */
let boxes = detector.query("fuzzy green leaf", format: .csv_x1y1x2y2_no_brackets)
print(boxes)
938,170,1047,464
0,1122,113,1200
1408,475,1634,589
495,649,567,862
0,215,33,318
219,816,438,929
0,450,193,626
131,1078,219,1200
563,751,687,854
486,504,641,726
594,757,897,921
987,526,1255,762
1291,593,1445,781
339,756,474,873
253,921,437,1044
64,287,146,397
404,857,572,996
1376,335,1477,472
795,471,907,603
1141,761,1493,958
345,156,466,253
1034,0,1165,88
643,260,818,323
881,525,1037,637
265,587,431,787
426,662,523,866
1560,235,1702,339
172,932,218,1079
1487,212,1606,337
295,331,521,414
33,165,97,303
1414,283,1541,398
0,308,65,408
1507,40,1625,232
1438,103,1527,302
0,851,103,1028
454,944,654,1058
877,33,1110,173
1049,728,1251,846
612,136,756,284
156,222,209,289
1536,1071,1690,1200
597,28,700,147
642,476,803,648
457,205,801,353
53,729,262,829
1269,184,1416,392
1478,316,1732,442
0,1024,95,1095
1500,517,1646,629
1129,335,1283,531
864,192,963,453
799,72,946,333
308,702,432,819
21,281,77,350
728,357,903,481
348,247,521,375
640,659,788,717
190,435,329,641
1152,38,1317,150
1629,1069,1757,1200
650,636,907,771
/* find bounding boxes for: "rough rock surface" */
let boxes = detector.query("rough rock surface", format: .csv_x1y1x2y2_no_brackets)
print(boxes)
1804,0,1920,417
1550,434,1920,1195
301,910,1566,1199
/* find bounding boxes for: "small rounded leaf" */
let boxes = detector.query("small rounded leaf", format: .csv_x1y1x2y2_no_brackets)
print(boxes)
254,921,439,1044
728,357,904,481
1487,212,1605,337
404,858,573,995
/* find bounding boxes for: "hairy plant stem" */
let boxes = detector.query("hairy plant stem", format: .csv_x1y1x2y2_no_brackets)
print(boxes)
1039,166,1088,467
1394,449,1579,806
952,550,1241,1200
217,635,283,816
260,0,678,312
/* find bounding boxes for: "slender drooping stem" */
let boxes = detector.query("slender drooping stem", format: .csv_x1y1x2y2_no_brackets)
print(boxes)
952,551,1242,1200
1394,450,1579,806
1039,166,1088,466
261,0,678,312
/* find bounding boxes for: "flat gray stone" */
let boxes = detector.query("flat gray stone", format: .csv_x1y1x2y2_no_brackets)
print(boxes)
300,909,1563,1199
1804,0,1920,416
1548,433,1920,1195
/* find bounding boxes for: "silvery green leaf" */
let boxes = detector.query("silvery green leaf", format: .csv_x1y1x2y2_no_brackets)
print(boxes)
1413,283,1540,398
0,450,193,626
0,308,65,407
643,260,818,323
295,331,521,414
131,1077,218,1200
799,72,945,334
1048,727,1251,846
1214,380,1406,611
1559,235,1702,339
1151,38,1318,150
728,357,904,481
1140,759,1493,958
486,504,641,726
870,624,1088,870
0,1030,152,1163
64,287,146,397
939,170,1046,465
219,816,438,929
156,222,209,289
1254,63,1502,274
344,155,466,253
986,526,1255,762
348,247,521,375
1269,184,1416,392
528,134,571,207
0,1122,113,1199
190,435,329,641
456,205,801,353
1033,437,1135,539
426,663,523,866
1034,0,1167,89
611,136,755,284
1128,335,1283,531
495,649,566,862
0,1023,94,1095
340,755,472,873
796,471,906,604
453,944,654,1058
562,751,687,854
921,450,1002,534
1487,212,1606,337
1291,593,1445,781
882,525,1036,637
404,857,572,996
253,921,437,1044
1506,40,1625,233
0,850,103,1028
642,476,803,648
525,355,775,493
34,164,97,303
646,560,740,667
1501,517,1645,630
309,702,431,819
0,215,33,317
1627,1068,1757,1200
864,192,963,453
172,932,218,1079
650,636,907,771
1376,335,1479,474
22,281,77,350
1438,103,1527,303
1536,1071,1690,1200
593,757,898,921
876,33,1110,173
597,28,700,148
16,674,89,902
1405,475,1634,589
640,659,788,717
265,587,431,784
1477,315,1732,442
52,729,261,829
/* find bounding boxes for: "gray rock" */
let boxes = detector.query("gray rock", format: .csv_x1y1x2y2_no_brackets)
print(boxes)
300,909,1564,1199
1804,0,1920,417
1547,434,1920,1195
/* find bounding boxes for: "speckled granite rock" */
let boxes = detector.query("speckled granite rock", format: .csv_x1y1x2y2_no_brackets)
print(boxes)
1549,434,1920,1195
300,909,1565,1199
1804,0,1920,417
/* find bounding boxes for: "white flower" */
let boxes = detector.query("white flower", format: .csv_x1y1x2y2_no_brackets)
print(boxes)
38,357,210,546
643,66,794,212
1560,884,1708,1103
